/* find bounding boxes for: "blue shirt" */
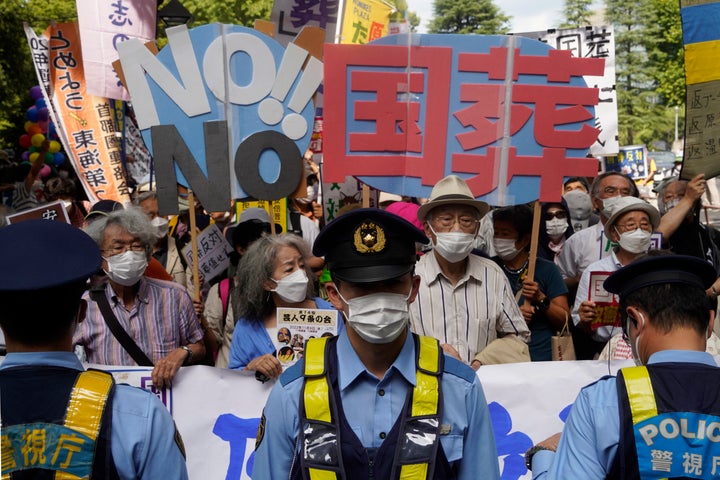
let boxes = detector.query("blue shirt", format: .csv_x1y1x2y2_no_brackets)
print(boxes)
228,297,337,370
531,350,718,479
252,328,500,479
0,352,188,480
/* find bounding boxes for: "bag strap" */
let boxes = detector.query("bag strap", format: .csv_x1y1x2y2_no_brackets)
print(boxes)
89,287,154,366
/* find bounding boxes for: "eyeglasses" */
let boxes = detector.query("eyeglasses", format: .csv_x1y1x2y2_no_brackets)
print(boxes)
602,186,633,196
616,222,651,232
545,211,568,220
431,214,480,230
102,243,146,255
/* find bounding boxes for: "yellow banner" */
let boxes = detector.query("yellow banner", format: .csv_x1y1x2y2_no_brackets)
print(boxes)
47,22,130,204
685,40,720,85
340,0,393,44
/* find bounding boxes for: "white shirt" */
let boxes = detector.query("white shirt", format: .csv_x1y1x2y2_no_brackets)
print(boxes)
409,251,530,364
555,222,613,280
572,250,623,342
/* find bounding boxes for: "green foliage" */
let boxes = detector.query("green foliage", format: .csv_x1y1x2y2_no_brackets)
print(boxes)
388,0,421,32
560,0,595,28
428,0,510,34
181,0,272,27
605,0,685,147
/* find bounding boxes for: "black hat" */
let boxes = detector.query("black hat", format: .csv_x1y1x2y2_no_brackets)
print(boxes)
313,208,429,283
85,199,124,222
0,220,101,291
604,255,716,299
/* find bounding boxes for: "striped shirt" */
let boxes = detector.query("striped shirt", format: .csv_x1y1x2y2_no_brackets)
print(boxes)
409,252,530,364
74,277,203,366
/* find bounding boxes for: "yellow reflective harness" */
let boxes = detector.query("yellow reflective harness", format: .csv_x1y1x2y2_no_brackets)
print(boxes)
301,335,442,480
1,370,114,480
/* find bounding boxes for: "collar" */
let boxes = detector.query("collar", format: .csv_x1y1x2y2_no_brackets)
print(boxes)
647,350,717,367
609,249,623,268
592,221,604,241
423,250,474,285
109,277,150,305
1,351,84,371
337,328,416,392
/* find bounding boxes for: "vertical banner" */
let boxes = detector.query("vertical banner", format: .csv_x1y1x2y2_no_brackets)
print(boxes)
76,0,157,101
515,26,619,157
339,0,393,44
680,0,720,180
47,22,131,204
270,0,339,47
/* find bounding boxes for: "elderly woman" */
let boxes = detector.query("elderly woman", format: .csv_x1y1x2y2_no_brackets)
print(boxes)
75,207,205,389
228,234,338,379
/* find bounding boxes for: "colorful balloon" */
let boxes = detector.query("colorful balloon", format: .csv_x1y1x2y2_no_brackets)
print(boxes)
27,124,42,136
31,133,45,148
21,151,30,161
39,164,51,177
35,98,46,110
29,152,39,163
48,140,61,153
19,134,31,149
52,152,65,166
38,107,49,121
29,85,43,101
26,106,39,122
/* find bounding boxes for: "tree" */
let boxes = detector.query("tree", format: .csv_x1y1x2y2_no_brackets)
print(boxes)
560,0,595,28
388,0,421,32
181,0,272,28
428,0,510,35
648,0,684,108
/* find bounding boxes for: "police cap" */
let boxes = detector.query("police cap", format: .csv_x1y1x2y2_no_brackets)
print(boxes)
0,220,101,291
313,208,428,284
604,254,716,299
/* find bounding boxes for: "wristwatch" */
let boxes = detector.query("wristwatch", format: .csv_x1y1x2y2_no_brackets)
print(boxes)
533,296,551,313
525,445,553,470
181,345,193,365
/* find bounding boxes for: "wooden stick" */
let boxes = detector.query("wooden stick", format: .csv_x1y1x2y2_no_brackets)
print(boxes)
526,200,542,281
188,191,201,301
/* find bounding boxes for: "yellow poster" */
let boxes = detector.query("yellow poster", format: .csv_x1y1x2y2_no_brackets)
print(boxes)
340,0,393,45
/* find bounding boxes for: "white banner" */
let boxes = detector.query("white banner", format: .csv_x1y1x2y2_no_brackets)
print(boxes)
76,0,156,100
97,360,639,479
515,26,619,157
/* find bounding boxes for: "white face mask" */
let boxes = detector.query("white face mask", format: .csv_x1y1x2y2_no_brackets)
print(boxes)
104,250,147,286
615,228,652,254
546,218,569,238
338,290,410,344
601,195,622,218
429,225,475,263
271,268,308,303
493,237,520,261
150,216,169,239
660,197,680,215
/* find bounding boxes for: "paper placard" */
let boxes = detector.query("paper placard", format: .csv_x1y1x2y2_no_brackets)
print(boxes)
589,271,620,330
276,307,338,369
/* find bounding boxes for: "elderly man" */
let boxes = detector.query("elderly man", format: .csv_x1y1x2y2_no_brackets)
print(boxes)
74,207,205,389
0,220,188,479
253,208,500,479
573,196,661,355
410,175,530,368
527,254,719,479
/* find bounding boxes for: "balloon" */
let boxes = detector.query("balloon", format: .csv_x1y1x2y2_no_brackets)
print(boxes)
26,106,39,122
24,121,33,132
21,151,30,161
19,134,31,149
31,133,45,148
38,107,49,121
39,164,51,177
45,152,54,163
29,86,43,100
52,152,65,166
35,98,46,110
38,119,49,133
29,152,39,163
48,140,61,153
48,123,57,139
27,124,42,136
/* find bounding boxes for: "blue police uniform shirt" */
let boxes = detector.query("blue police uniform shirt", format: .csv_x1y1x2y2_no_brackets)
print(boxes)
252,327,500,479
0,352,189,480
531,350,718,479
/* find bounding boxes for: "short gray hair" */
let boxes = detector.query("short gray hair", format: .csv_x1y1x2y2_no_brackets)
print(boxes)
84,206,156,255
232,234,315,321
134,190,158,206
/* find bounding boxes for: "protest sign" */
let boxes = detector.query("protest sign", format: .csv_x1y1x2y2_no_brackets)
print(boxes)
181,223,233,282
5,201,70,225
323,34,603,205
276,307,338,369
679,1,720,180
117,24,322,214
588,271,620,330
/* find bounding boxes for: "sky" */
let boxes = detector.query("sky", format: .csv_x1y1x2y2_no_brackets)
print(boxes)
408,0,604,34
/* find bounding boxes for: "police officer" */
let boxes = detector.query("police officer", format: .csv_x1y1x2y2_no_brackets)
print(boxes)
253,208,500,479
527,254,719,479
0,220,188,479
